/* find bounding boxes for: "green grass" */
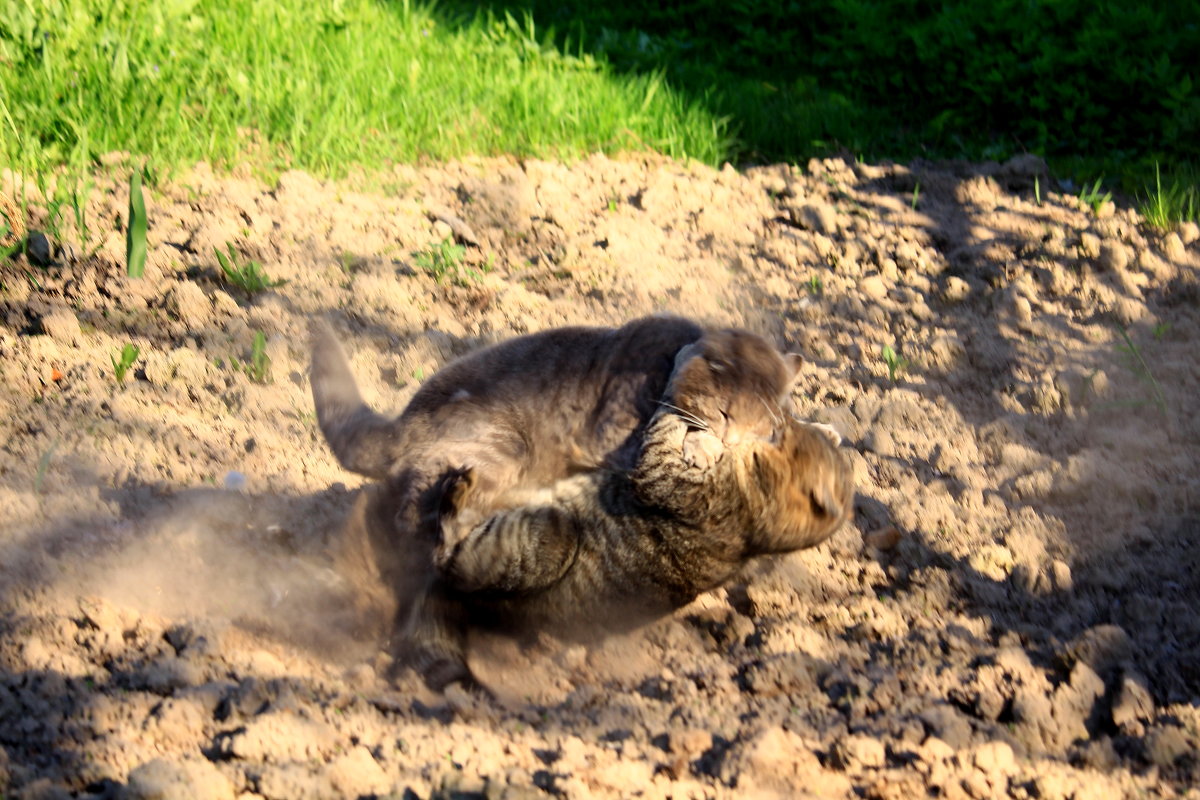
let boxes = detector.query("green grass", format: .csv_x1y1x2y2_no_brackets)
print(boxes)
111,343,140,384
1,0,1195,213
215,243,285,296
414,236,489,286
1140,164,1199,230
0,0,726,179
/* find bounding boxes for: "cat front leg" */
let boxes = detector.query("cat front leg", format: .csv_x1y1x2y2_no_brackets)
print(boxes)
436,494,581,595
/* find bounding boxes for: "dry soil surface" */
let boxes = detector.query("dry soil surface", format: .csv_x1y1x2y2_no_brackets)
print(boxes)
1,152,1198,800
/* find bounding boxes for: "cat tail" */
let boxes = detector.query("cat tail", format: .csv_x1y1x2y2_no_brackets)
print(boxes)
310,319,400,479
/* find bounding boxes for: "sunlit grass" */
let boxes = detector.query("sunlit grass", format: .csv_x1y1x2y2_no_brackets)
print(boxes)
0,1,729,178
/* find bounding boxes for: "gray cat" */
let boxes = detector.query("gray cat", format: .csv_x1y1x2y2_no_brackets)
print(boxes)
431,329,854,643
312,315,708,687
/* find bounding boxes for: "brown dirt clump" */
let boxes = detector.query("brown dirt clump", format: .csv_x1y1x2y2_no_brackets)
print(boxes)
0,152,1198,798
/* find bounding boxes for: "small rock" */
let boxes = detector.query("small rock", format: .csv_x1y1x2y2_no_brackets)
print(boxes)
917,736,955,764
794,203,838,235
962,770,992,799
40,309,82,344
327,746,390,798
1145,726,1192,769
124,757,234,800
863,427,896,457
1013,295,1033,324
165,281,213,327
833,733,886,770
1048,559,1073,592
1162,232,1186,262
858,274,888,301
1097,241,1129,272
942,276,970,303
1179,220,1199,245
972,741,1015,775
26,231,52,266
864,526,901,550
1111,672,1155,735
919,704,974,749
1078,232,1101,260
1068,625,1132,674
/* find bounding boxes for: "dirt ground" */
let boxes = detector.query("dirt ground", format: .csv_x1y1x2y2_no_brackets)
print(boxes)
1,151,1198,799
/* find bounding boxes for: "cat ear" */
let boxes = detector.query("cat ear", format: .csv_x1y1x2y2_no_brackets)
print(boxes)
809,482,840,519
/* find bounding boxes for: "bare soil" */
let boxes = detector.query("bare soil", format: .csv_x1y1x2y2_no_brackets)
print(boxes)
1,152,1198,800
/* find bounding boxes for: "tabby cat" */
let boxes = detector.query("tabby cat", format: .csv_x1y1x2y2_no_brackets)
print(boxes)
430,330,854,650
313,315,706,686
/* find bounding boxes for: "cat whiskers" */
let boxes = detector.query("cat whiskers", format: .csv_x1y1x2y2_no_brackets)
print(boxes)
657,401,710,431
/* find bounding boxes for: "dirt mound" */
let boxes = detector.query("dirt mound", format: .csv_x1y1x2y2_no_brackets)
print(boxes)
1,152,1197,798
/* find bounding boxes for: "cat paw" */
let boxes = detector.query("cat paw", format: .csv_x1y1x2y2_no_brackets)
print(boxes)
806,422,843,447
681,429,724,469
437,466,478,517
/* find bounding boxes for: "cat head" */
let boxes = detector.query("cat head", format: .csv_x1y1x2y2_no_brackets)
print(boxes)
735,419,855,555
664,329,802,445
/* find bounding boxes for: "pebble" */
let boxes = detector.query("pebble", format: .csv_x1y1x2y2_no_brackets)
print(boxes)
40,309,82,344
942,276,970,303
1179,220,1199,245
1068,624,1132,674
1077,232,1101,260
1111,672,1154,734
794,203,838,235
1162,231,1186,262
26,230,52,266
834,734,886,769
1013,296,1033,324
863,427,896,457
858,274,888,300
224,471,247,491
972,741,1014,775
1097,241,1129,271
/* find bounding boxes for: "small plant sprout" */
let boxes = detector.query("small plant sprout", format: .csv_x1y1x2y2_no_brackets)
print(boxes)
246,331,271,383
1034,175,1042,206
1152,322,1171,340
126,170,148,278
1115,326,1166,415
911,181,921,210
1078,177,1112,215
1140,162,1198,230
111,343,140,384
807,274,823,295
881,344,909,382
215,243,286,296
34,440,59,496
414,236,467,284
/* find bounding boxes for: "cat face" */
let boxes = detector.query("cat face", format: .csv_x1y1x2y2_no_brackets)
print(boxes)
737,419,855,555
665,329,802,445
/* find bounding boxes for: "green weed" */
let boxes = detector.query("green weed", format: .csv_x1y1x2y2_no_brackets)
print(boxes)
111,343,140,384
215,243,285,296
1078,177,1112,216
126,170,148,278
1034,175,1042,206
910,181,920,210
414,237,489,286
1114,326,1167,415
34,441,59,496
1140,163,1199,230
807,274,823,295
881,344,909,382
245,331,271,384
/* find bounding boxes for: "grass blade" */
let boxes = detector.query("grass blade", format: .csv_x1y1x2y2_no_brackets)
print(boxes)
126,170,148,278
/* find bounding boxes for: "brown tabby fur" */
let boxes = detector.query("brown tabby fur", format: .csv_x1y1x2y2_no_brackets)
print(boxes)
312,315,706,686
431,330,854,657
